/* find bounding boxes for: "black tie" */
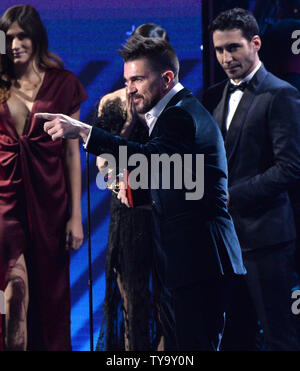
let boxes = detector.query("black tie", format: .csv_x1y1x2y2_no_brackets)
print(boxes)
228,81,248,93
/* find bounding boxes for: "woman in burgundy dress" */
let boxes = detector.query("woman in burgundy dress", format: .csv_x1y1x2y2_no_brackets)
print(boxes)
0,5,87,350
0,53,11,351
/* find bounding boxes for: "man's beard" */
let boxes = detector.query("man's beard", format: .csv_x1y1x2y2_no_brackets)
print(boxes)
134,95,160,114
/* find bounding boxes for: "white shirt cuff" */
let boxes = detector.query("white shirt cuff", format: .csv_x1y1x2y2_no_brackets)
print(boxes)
83,126,92,149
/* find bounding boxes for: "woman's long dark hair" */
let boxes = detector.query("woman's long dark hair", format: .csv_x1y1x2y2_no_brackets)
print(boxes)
0,5,64,77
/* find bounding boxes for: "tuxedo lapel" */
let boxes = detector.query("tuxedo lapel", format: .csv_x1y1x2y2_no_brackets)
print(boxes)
149,88,192,139
225,86,254,161
224,65,268,164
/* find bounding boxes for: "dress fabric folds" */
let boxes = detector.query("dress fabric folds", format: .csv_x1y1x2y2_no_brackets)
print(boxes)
0,68,87,350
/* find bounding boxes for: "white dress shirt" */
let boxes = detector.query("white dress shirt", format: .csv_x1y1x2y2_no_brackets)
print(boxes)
145,82,184,135
85,82,184,147
226,61,262,130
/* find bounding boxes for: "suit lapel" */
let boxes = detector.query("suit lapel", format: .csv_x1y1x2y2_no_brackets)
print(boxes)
224,65,268,164
163,87,192,111
149,88,192,139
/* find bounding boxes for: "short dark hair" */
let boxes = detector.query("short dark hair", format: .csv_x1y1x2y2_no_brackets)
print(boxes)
209,7,259,41
132,23,170,42
119,35,179,78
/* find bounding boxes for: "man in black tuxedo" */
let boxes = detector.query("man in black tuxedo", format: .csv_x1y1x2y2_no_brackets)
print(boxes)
203,7,300,350
37,36,246,350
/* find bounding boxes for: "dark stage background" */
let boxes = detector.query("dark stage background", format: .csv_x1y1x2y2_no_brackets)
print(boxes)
1,0,298,351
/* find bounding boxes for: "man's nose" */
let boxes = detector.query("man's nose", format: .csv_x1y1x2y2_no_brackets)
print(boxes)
126,82,137,95
222,50,233,64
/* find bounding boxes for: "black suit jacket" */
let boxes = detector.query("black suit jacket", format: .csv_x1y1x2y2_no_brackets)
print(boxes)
87,88,246,288
203,65,300,251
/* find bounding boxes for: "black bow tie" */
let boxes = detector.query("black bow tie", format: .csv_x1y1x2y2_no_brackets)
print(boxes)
228,81,248,93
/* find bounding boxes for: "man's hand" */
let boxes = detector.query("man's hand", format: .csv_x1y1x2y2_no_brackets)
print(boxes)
117,180,131,208
35,112,91,142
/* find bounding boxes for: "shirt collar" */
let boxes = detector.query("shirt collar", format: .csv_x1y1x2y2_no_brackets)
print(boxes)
230,60,262,86
145,82,184,121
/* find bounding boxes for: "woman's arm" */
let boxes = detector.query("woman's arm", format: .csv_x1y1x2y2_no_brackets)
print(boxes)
64,109,84,250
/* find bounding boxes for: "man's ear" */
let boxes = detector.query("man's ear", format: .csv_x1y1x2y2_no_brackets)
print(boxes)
252,35,261,52
162,70,174,88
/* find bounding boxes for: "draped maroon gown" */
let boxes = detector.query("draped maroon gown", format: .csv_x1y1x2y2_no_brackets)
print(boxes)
0,68,87,350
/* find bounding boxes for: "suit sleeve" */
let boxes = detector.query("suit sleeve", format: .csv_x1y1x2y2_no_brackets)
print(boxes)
202,82,226,115
229,85,300,211
86,106,195,159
